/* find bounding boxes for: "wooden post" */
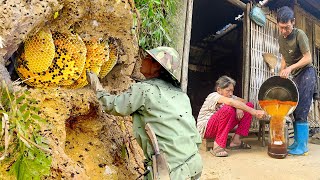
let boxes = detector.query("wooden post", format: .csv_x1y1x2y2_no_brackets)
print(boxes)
181,0,194,93
242,3,251,101
226,0,246,10
312,19,319,126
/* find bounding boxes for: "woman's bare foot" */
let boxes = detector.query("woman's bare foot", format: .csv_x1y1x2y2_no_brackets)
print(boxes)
229,134,242,147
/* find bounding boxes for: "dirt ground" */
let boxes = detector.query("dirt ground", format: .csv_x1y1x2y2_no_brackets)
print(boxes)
200,135,320,180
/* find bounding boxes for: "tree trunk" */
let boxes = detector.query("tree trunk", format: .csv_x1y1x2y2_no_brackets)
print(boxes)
0,62,12,88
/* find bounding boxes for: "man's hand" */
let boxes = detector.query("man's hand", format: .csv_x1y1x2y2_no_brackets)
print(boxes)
280,67,292,79
253,110,266,119
236,109,244,120
86,71,104,92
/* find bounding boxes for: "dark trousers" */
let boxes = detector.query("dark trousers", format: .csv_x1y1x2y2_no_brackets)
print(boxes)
314,71,319,99
293,66,316,122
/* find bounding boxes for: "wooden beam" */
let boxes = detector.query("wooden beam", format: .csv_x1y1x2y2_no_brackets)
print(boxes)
304,0,320,11
226,0,246,10
207,24,238,44
181,0,194,93
242,3,251,101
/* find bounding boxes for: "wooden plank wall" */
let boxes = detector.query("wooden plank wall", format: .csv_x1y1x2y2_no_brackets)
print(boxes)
295,6,313,52
313,22,320,128
249,15,281,130
315,24,320,47
295,5,320,128
314,46,320,128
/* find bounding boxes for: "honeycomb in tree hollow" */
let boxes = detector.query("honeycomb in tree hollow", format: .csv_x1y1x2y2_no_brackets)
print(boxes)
65,40,117,89
99,44,118,79
85,39,109,75
24,29,55,73
64,65,88,89
16,31,87,88
52,31,87,86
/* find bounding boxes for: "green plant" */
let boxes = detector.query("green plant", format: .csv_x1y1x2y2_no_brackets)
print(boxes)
135,0,177,50
0,81,52,179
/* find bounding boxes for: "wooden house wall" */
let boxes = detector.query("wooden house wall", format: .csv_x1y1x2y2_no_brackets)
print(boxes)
247,4,320,130
248,14,281,130
316,23,320,47
295,6,314,55
313,21,320,128
294,5,320,128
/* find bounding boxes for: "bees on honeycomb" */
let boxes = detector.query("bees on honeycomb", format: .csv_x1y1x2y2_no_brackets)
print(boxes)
16,29,118,89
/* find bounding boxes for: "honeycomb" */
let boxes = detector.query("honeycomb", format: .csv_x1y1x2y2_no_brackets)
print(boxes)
52,31,87,86
85,40,109,75
16,28,118,89
16,30,87,88
24,29,55,73
62,39,104,89
64,59,89,89
99,44,118,79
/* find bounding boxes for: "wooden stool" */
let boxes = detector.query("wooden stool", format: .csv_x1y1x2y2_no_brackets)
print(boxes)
258,118,292,147
205,139,215,151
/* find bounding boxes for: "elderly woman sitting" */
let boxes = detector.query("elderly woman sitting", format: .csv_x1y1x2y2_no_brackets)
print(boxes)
197,76,266,157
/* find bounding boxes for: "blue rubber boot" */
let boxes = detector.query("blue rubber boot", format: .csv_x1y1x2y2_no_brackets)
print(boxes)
288,122,309,155
288,122,297,150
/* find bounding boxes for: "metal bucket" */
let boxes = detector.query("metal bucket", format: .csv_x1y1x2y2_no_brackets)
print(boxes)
258,76,299,114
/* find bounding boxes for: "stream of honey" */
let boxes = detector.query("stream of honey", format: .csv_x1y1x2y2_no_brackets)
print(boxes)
259,100,297,158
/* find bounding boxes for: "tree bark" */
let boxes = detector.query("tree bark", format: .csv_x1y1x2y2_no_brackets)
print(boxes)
0,62,12,88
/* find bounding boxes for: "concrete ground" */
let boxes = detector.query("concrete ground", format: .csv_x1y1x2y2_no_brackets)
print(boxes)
200,136,320,180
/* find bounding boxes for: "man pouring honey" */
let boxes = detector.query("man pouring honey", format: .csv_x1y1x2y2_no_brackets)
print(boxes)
275,6,318,155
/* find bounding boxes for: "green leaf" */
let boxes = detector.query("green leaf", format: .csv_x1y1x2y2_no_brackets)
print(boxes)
33,107,40,112
24,91,31,95
16,111,23,121
26,98,38,104
11,148,51,180
19,104,28,112
16,95,25,104
134,0,177,49
12,154,23,179
1,81,52,180
153,0,161,5
33,135,42,145
139,37,146,47
15,121,27,136
31,114,41,121
22,111,30,120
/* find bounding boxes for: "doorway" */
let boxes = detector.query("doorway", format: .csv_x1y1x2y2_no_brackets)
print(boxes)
188,0,245,118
